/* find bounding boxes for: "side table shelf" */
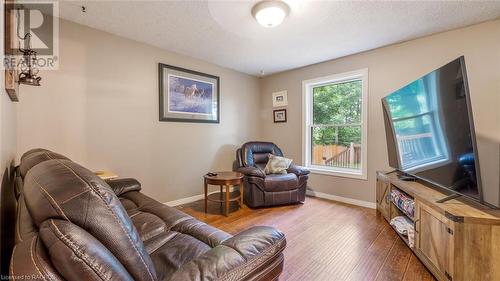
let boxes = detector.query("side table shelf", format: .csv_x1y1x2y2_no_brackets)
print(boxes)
204,171,244,216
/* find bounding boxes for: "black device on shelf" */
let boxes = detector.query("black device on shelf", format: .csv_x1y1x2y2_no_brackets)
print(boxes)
397,172,417,181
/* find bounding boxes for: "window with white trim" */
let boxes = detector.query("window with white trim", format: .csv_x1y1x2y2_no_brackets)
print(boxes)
303,69,368,179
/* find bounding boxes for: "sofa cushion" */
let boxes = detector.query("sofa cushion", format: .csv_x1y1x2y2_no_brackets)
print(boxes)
263,173,298,192
169,226,286,281
10,235,64,281
117,190,232,280
150,233,211,280
15,194,37,243
39,219,134,281
119,191,231,246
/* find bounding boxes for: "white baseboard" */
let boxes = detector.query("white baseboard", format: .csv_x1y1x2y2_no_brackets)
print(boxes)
164,187,236,207
165,188,375,209
306,189,376,209
164,194,205,207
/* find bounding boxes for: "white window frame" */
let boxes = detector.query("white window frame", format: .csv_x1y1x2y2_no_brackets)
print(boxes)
302,68,368,180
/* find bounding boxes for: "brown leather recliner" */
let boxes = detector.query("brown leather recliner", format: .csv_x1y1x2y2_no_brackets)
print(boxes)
236,142,310,208
8,149,286,281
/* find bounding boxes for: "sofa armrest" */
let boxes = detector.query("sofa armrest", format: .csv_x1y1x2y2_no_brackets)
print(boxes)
169,226,286,281
105,178,141,196
287,164,310,176
237,167,266,178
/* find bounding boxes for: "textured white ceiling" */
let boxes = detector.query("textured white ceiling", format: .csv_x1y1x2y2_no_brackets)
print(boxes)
57,0,500,76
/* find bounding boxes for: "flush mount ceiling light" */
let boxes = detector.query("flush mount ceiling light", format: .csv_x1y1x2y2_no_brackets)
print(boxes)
252,0,290,28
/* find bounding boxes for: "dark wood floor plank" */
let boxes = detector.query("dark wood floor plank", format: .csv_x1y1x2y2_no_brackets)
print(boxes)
177,196,435,281
345,225,399,281
402,254,436,281
374,236,412,281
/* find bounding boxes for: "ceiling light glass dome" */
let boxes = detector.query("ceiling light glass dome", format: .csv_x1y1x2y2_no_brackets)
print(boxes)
252,1,290,28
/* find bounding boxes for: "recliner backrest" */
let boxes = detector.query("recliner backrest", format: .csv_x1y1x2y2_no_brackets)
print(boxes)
241,142,284,170
22,158,157,281
14,149,70,243
19,149,69,178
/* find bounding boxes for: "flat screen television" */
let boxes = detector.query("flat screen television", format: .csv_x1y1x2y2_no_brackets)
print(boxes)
382,56,495,207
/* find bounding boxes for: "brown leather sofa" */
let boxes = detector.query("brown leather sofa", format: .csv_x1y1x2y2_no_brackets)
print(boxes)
236,142,310,208
8,149,286,281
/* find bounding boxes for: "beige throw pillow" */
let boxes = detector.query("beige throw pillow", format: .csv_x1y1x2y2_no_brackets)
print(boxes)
264,154,293,175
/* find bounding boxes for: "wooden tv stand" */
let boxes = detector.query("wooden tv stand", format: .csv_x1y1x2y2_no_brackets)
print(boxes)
376,171,500,281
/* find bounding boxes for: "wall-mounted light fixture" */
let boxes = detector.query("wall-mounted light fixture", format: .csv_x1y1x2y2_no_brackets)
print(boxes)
16,8,41,86
18,33,41,86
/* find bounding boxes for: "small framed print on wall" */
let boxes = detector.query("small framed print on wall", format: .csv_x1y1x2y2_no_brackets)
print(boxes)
273,109,287,123
272,90,287,107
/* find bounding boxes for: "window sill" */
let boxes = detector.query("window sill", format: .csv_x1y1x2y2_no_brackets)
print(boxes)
306,166,368,180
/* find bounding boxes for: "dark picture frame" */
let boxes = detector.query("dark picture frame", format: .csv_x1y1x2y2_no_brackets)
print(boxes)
273,109,287,123
159,63,220,123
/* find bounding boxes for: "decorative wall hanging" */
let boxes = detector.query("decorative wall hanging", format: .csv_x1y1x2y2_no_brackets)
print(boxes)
159,63,220,123
17,33,41,86
4,2,19,101
273,109,287,123
272,90,287,107
4,1,45,101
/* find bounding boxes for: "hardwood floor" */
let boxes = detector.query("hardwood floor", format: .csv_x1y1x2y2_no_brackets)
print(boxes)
176,196,436,281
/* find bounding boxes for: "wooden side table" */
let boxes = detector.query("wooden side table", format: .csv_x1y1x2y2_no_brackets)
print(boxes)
204,171,244,216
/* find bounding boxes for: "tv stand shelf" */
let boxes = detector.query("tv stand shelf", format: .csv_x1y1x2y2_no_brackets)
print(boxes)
376,171,500,281
391,199,415,221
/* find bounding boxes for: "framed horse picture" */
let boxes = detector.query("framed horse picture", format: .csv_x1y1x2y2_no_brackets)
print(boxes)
159,63,220,123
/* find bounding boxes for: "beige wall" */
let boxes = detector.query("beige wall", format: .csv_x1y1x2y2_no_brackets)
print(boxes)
260,19,500,204
12,18,500,205
16,19,261,203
